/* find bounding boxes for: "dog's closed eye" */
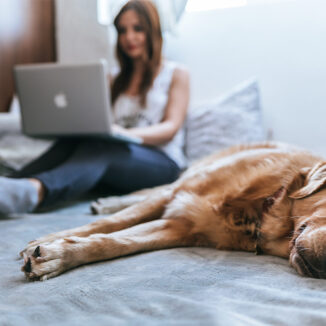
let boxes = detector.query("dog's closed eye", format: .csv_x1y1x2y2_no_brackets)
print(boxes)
298,223,307,234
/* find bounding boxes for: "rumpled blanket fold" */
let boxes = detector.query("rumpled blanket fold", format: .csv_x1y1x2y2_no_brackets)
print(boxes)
0,113,53,171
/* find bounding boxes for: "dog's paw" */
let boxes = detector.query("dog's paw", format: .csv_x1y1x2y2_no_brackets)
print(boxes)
20,231,73,258
91,194,147,215
20,240,49,258
21,237,80,281
91,196,127,214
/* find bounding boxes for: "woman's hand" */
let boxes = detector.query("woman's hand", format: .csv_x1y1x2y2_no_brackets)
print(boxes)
112,124,131,136
112,124,143,144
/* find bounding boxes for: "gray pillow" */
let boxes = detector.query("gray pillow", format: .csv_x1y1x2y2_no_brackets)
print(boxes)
185,78,266,163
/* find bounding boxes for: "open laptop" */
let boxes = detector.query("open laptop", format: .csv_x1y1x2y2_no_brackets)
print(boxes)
13,62,142,144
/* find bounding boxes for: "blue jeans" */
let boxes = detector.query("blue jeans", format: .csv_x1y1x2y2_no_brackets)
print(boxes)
14,139,180,207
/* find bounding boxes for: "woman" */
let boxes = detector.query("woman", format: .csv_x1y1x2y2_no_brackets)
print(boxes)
0,0,189,215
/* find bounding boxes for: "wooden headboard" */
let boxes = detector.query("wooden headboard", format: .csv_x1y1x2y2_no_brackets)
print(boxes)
0,0,56,112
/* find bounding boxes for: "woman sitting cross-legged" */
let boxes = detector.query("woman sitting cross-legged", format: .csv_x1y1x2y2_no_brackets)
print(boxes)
0,0,189,215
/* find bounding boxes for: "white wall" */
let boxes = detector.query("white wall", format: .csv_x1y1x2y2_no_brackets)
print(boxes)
164,0,326,155
55,0,110,64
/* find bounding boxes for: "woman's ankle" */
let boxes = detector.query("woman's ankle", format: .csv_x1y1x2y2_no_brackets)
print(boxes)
28,178,45,205
0,177,40,214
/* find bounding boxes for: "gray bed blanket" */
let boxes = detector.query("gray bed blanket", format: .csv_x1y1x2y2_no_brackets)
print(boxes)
1,210,326,326
0,113,53,171
2,113,326,325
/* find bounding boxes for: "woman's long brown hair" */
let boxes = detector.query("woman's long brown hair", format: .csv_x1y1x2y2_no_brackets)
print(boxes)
111,0,163,107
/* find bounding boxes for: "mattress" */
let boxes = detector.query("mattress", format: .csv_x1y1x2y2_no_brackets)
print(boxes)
1,113,326,326
1,209,326,326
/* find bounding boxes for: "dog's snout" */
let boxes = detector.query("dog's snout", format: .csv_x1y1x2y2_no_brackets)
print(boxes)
294,224,326,278
294,243,326,279
293,250,319,278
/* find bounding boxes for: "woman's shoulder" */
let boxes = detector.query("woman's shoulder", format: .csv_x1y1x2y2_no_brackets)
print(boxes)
163,60,187,72
163,60,189,84
161,60,189,84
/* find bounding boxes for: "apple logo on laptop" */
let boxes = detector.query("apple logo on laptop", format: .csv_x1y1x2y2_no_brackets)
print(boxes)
54,92,68,109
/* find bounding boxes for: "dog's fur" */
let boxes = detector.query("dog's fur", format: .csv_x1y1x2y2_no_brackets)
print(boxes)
21,142,326,280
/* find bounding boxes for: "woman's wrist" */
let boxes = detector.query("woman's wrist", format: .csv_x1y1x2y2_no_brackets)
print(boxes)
112,124,144,144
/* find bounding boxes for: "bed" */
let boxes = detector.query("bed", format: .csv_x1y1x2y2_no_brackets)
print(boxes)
1,83,326,326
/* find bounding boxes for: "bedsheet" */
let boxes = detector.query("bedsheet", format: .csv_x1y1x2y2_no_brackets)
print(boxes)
1,111,326,326
1,209,326,326
0,113,53,171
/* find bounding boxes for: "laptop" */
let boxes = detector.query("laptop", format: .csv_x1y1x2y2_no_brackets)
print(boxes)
13,62,142,144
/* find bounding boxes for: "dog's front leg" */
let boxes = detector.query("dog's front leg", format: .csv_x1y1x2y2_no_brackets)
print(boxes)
20,189,173,258
22,218,192,281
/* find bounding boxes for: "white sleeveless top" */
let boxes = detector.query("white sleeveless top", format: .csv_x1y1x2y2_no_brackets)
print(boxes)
112,61,187,169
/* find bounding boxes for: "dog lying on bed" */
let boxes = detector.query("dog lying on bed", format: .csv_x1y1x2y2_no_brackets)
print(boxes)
21,142,326,280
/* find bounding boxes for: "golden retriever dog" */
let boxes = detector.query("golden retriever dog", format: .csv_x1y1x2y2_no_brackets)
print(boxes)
21,142,326,280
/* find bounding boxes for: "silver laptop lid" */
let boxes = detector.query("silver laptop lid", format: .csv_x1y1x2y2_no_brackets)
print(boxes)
14,62,112,137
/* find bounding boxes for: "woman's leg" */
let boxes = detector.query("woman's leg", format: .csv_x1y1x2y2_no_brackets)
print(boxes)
1,139,118,214
0,139,80,215
12,139,80,178
37,141,180,207
0,139,180,214
33,140,128,207
35,140,180,207
99,143,180,193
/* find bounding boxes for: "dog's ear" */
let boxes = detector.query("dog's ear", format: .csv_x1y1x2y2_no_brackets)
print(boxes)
289,162,326,199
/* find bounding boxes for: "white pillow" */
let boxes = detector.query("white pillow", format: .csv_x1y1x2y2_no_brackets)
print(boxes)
185,78,266,163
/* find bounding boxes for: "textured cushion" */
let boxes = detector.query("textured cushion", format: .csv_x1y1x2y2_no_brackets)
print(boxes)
185,78,266,163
